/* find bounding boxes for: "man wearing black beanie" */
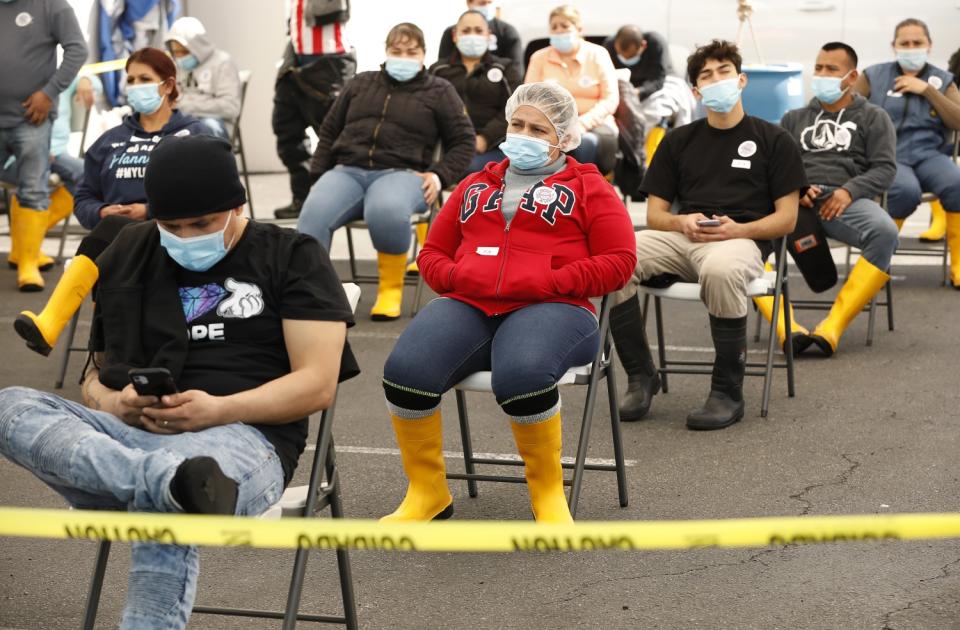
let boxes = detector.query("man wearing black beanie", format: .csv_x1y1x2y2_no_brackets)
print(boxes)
0,133,359,628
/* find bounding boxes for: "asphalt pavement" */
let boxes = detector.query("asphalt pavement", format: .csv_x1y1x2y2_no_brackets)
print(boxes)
1,175,958,629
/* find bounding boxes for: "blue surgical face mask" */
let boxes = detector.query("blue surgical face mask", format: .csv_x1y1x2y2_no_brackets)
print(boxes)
176,54,199,72
384,56,422,82
699,77,742,113
126,83,164,114
550,32,578,54
500,133,560,170
617,53,641,67
811,71,851,105
158,212,236,272
896,48,928,72
472,3,496,21
456,34,489,58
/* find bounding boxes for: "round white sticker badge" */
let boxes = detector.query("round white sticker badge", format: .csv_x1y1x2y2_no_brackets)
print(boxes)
928,75,943,90
533,187,558,205
486,67,503,83
578,75,597,88
738,140,757,158
835,128,851,146
15,12,33,27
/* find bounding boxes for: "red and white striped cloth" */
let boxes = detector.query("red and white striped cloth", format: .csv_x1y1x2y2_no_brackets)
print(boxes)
287,0,350,55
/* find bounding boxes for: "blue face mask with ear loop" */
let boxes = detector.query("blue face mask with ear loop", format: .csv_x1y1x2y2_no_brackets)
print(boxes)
158,211,237,272
176,54,199,72
500,133,561,170
896,48,928,72
550,32,578,54
811,70,851,105
698,77,742,113
472,3,496,21
384,57,422,82
617,53,641,67
126,83,165,114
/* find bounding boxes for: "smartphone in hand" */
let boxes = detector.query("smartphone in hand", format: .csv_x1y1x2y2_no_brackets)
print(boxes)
128,367,179,398
696,218,722,227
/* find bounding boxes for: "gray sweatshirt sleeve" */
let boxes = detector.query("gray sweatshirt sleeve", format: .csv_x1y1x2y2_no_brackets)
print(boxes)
841,108,897,201
177,56,242,122
43,0,87,103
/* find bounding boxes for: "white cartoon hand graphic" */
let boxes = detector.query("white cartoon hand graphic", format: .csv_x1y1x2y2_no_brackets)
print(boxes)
217,278,264,319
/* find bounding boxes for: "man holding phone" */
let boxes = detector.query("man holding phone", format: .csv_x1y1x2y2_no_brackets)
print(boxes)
767,42,899,357
609,40,805,430
0,135,358,629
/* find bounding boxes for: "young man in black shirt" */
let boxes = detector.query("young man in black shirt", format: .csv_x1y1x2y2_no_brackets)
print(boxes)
0,135,357,628
611,40,805,430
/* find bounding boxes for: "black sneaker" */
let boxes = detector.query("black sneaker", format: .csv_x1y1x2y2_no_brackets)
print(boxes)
170,457,239,515
273,198,303,220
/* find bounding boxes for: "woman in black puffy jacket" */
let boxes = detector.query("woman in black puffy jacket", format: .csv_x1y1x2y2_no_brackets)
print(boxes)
297,22,475,321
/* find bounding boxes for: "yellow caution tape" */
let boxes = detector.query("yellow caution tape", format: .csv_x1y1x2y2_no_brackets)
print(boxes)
80,58,129,75
3,508,960,552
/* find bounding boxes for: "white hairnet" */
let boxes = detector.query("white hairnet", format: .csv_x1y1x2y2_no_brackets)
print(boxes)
504,82,582,152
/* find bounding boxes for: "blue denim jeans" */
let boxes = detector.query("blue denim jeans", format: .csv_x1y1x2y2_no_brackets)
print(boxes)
383,298,599,422
297,165,428,254
51,152,84,195
887,151,960,217
811,187,899,270
0,120,52,209
468,149,505,174
0,386,284,629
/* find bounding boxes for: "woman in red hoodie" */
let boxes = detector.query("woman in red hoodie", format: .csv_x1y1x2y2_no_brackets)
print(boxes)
381,82,636,524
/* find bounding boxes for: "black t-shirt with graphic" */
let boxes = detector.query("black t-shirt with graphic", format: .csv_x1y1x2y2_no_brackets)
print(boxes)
640,115,808,223
176,221,357,485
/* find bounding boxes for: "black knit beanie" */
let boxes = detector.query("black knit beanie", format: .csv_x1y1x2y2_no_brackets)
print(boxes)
145,134,247,219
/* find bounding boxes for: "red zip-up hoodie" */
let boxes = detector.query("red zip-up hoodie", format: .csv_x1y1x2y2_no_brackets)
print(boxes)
418,156,637,316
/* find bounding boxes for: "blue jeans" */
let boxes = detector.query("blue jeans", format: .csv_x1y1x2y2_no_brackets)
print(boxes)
887,152,960,217
468,149,505,174
51,152,84,195
297,165,427,254
199,116,229,139
0,386,284,629
0,120,52,209
811,187,899,270
383,298,599,422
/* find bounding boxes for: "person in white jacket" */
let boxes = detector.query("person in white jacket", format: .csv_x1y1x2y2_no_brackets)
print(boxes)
164,16,241,138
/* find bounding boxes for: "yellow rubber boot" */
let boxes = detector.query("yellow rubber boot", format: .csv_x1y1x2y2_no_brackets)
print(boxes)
919,199,946,242
406,222,428,275
644,126,666,168
809,258,890,356
893,217,905,231
946,211,960,288
14,255,99,356
381,410,453,522
45,186,75,230
511,413,573,524
370,252,407,321
6,194,54,271
753,264,807,354
11,202,50,292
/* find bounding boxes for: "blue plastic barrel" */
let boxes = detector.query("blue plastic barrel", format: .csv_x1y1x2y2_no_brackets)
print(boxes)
742,63,805,123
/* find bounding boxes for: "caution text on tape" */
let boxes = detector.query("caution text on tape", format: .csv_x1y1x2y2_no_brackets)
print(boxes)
3,508,960,552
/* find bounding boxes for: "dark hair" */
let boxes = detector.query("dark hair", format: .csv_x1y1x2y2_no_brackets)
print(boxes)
893,18,931,44
614,25,644,50
457,9,489,26
949,47,960,88
126,47,179,101
821,41,859,68
386,22,426,51
686,39,742,86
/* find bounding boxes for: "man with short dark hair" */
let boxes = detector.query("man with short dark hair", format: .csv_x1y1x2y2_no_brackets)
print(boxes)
762,42,899,357
610,40,805,430
0,134,358,628
603,24,674,101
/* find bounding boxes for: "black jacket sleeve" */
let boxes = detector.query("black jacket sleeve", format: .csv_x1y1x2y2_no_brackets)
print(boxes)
308,79,355,179
636,32,672,101
497,21,524,72
429,82,476,187
478,60,521,147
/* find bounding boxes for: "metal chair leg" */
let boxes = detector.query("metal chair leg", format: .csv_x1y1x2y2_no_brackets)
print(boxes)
886,278,895,331
782,279,796,398
345,227,359,283
82,541,112,630
56,212,72,265
866,293,877,347
455,390,478,498
760,283,783,418
237,130,255,219
653,297,668,393
54,311,80,389
605,355,629,508
326,441,358,630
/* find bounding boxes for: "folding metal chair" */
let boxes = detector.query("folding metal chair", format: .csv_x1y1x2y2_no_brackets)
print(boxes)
232,70,255,219
639,239,796,418
80,284,362,630
448,295,628,517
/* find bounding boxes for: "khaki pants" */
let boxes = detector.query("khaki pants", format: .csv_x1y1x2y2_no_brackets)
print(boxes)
614,230,764,318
